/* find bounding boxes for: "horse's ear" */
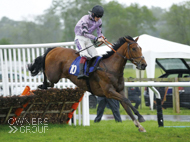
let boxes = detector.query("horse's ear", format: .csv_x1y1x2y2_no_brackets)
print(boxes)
135,36,139,42
124,37,131,43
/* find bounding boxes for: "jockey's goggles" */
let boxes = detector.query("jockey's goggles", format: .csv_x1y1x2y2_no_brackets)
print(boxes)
94,14,102,18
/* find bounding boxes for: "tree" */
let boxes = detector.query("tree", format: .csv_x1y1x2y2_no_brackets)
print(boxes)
18,8,63,44
160,2,190,45
0,17,22,44
102,1,129,42
0,38,10,45
0,14,63,44
150,7,166,37
103,2,156,42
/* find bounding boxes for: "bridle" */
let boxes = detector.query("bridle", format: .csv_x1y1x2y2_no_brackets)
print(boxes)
126,42,145,68
101,37,144,67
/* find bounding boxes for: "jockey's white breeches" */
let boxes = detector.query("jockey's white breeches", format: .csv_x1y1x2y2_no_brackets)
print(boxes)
74,36,98,58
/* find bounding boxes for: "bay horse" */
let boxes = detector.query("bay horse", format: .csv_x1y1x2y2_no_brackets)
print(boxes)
28,36,147,132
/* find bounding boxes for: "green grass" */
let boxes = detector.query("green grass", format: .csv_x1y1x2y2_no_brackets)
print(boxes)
0,120,190,142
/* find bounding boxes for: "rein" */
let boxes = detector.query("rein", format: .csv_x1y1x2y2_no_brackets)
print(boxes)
103,41,127,60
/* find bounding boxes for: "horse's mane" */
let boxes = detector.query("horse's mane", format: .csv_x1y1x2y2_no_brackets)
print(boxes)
102,35,135,59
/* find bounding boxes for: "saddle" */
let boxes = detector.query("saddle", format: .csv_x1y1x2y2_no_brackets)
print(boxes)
69,56,102,76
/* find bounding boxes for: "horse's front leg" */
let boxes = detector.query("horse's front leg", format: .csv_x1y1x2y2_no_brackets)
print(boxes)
106,87,145,122
120,100,146,132
118,90,146,132
118,90,145,123
106,88,146,132
117,90,147,132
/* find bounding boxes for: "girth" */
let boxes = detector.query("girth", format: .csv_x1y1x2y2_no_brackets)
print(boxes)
86,78,92,94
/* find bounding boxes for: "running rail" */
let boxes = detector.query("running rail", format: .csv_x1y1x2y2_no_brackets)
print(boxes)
125,82,190,87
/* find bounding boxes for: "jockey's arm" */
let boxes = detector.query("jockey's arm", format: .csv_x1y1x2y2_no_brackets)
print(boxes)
97,24,107,42
81,23,97,41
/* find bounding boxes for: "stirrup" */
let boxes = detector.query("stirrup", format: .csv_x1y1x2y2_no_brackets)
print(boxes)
77,74,89,79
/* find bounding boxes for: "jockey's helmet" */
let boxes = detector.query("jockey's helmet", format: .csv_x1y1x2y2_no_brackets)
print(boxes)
92,5,104,18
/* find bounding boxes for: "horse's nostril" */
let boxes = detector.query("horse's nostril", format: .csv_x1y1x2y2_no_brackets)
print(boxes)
141,64,147,70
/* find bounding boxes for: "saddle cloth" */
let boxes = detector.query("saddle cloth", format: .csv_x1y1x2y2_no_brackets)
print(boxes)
69,56,102,76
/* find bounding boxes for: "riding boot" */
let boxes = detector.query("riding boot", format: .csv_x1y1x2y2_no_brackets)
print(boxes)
77,57,89,79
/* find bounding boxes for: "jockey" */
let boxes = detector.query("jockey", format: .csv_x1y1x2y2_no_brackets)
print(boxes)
74,5,107,79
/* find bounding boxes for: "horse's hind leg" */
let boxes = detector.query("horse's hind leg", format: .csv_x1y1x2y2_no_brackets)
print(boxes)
38,72,54,89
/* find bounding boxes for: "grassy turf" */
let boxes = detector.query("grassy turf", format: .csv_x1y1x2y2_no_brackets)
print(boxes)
0,120,190,142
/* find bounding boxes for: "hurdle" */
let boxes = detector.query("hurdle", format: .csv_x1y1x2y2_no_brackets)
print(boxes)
0,86,86,125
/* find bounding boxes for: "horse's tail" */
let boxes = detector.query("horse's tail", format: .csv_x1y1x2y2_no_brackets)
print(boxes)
28,47,56,76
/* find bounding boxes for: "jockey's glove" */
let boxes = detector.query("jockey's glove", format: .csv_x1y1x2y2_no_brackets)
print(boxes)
97,37,105,43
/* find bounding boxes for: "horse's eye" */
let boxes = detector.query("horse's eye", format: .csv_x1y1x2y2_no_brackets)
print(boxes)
132,48,136,51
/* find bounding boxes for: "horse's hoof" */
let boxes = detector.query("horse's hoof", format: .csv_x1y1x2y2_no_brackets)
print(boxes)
138,127,146,132
38,84,43,89
38,84,47,90
138,116,146,123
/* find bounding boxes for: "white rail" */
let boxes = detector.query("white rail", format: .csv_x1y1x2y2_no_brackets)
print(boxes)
125,82,190,87
0,42,74,49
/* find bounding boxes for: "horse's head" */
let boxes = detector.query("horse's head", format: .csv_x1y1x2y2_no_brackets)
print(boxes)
124,36,147,70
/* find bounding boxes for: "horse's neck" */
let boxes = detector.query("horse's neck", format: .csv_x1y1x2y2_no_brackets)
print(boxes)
105,44,127,74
